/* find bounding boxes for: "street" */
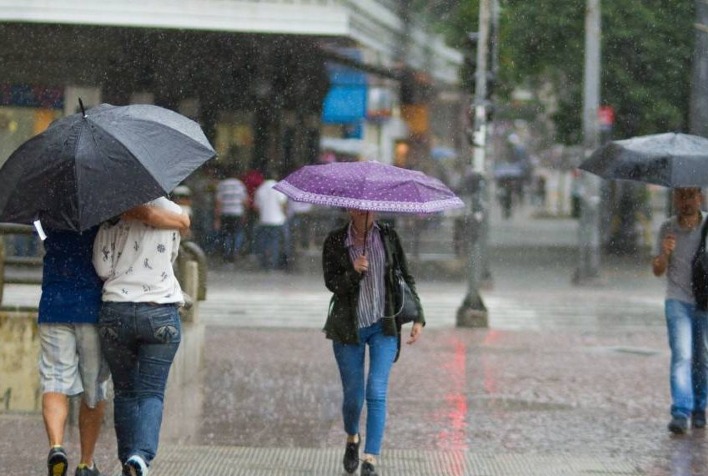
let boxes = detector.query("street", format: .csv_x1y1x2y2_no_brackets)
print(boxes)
3,203,706,475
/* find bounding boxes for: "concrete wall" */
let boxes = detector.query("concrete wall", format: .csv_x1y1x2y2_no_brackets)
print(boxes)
0,310,40,412
0,257,206,420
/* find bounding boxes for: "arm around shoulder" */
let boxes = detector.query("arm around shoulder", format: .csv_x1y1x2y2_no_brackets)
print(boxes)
123,203,190,231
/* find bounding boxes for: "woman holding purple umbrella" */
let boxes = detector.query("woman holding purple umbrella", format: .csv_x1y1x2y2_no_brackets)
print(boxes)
322,208,425,476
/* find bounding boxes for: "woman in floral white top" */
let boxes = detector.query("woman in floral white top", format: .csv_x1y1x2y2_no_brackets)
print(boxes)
92,197,186,476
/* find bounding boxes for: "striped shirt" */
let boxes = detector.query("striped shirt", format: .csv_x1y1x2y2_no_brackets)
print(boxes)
346,222,386,328
216,178,247,216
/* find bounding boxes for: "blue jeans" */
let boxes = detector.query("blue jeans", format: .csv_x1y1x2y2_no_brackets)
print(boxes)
98,302,181,466
220,215,245,261
257,225,283,270
665,299,708,418
333,320,398,456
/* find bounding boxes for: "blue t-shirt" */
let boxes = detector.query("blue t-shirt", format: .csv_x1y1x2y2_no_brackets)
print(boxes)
38,227,103,324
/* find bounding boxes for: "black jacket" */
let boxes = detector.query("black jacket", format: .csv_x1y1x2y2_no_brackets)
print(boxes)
322,222,424,359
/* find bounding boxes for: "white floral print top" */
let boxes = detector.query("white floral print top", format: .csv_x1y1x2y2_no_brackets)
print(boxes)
93,197,184,305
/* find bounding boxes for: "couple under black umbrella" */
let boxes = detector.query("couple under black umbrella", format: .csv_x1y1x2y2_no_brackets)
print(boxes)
0,101,214,476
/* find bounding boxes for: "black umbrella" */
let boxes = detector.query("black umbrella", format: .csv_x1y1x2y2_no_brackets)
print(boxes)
579,132,708,187
0,101,216,232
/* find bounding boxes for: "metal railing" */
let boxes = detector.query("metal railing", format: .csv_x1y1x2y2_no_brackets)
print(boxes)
0,224,42,305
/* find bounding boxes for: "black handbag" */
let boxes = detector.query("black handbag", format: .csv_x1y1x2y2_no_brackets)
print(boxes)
381,224,420,326
692,218,708,311
392,268,420,326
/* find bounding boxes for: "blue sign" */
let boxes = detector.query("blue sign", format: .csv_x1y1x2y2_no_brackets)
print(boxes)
0,84,64,109
321,50,368,128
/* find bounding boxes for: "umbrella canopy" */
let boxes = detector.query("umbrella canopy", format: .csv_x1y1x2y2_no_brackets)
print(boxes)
0,102,216,231
493,162,526,179
579,132,708,187
273,160,464,213
430,146,457,160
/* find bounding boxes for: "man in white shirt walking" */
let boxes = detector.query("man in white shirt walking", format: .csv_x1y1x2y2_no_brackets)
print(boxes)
254,177,287,270
214,167,248,264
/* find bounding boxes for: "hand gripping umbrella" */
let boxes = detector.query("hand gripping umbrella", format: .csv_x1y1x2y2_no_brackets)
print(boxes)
578,132,708,187
273,160,465,252
0,100,216,232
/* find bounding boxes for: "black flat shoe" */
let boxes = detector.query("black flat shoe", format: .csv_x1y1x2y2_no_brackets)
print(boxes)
361,461,378,476
668,416,689,434
343,436,360,474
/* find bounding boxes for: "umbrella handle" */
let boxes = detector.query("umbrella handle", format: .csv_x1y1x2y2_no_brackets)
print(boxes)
362,211,369,256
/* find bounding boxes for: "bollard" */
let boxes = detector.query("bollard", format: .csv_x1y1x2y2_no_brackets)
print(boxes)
180,241,207,301
179,260,200,323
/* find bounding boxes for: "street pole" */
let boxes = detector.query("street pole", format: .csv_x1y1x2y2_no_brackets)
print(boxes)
691,0,708,137
457,0,491,327
574,0,602,284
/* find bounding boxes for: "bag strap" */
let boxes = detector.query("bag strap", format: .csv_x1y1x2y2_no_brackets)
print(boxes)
382,227,396,270
697,215,708,255
327,294,336,317
380,226,406,318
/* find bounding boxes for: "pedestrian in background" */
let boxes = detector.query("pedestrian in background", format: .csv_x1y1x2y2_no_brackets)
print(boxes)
93,197,188,476
241,166,265,256
652,187,708,434
40,205,188,476
322,209,424,476
283,199,313,269
185,162,219,254
253,175,287,271
214,166,248,265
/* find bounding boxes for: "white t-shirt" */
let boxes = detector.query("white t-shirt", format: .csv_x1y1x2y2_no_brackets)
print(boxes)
254,179,287,225
287,200,313,218
93,197,184,304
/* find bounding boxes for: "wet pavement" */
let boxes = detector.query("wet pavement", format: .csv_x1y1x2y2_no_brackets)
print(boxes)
3,202,708,475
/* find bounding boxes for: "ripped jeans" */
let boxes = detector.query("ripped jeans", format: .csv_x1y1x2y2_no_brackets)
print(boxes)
98,302,181,466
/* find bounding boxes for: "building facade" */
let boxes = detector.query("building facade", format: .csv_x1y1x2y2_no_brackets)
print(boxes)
0,0,463,173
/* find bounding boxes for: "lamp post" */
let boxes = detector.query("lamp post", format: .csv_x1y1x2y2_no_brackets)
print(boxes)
574,0,602,284
457,0,492,327
690,0,708,137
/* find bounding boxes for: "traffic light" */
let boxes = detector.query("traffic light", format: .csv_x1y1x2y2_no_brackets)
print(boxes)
463,33,496,102
485,71,495,99
461,32,479,89
400,69,417,104
399,68,432,105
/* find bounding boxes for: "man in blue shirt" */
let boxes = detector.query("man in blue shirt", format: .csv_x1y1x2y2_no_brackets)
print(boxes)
41,205,189,476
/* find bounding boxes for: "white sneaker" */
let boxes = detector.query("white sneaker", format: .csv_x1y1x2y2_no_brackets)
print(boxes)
123,455,148,476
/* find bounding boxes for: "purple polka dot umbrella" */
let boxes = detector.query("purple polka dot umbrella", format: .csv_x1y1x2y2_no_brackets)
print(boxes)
274,161,464,214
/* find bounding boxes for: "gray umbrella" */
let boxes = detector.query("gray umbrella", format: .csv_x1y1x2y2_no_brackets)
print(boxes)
579,133,708,187
0,101,216,232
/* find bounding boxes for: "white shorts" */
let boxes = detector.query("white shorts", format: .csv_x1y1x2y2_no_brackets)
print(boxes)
38,323,110,407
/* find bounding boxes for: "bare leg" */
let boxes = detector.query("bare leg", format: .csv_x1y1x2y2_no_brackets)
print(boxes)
42,392,69,447
78,399,106,466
